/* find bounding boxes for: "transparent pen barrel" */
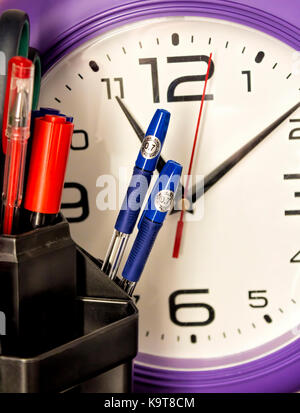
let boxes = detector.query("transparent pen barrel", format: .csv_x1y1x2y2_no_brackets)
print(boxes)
2,135,28,234
102,229,129,280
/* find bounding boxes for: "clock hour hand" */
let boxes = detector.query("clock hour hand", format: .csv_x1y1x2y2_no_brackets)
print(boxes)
171,100,300,214
115,97,144,142
115,96,191,212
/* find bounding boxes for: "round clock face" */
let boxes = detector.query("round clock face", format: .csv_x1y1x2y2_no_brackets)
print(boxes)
40,16,300,369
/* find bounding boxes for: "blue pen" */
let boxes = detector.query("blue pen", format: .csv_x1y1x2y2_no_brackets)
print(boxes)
120,160,182,295
102,109,170,280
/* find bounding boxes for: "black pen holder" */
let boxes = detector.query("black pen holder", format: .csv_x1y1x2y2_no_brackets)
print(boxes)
0,217,138,392
0,217,77,356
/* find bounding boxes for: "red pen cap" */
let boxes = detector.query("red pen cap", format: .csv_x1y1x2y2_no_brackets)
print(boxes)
2,56,34,153
24,114,74,214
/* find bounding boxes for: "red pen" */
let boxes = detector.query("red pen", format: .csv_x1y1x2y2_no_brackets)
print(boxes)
24,114,74,229
1,57,34,234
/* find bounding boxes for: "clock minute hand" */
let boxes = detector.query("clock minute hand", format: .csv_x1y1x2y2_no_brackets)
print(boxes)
171,100,300,214
115,96,191,212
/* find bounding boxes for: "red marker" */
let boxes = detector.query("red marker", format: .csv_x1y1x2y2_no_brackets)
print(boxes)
172,53,213,258
1,57,34,234
24,114,74,228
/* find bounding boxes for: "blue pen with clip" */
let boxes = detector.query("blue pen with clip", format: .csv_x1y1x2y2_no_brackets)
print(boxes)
120,160,182,296
102,109,170,280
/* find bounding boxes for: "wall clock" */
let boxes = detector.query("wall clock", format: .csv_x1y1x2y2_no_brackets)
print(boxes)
1,0,300,392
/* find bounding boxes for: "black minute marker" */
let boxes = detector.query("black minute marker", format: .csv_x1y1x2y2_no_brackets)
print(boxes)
264,315,272,323
89,60,99,72
255,51,265,63
172,33,179,46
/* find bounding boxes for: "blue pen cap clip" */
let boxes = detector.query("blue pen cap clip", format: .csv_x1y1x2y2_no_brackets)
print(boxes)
31,108,73,123
139,160,182,226
31,107,60,120
60,113,74,123
135,109,170,172
39,107,61,116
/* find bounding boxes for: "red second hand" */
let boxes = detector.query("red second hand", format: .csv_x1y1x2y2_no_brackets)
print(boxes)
172,53,212,258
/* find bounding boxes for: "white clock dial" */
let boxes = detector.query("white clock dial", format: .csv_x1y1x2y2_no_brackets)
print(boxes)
40,16,300,369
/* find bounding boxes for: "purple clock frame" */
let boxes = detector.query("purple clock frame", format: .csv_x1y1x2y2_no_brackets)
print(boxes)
1,0,299,393
0,0,299,70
